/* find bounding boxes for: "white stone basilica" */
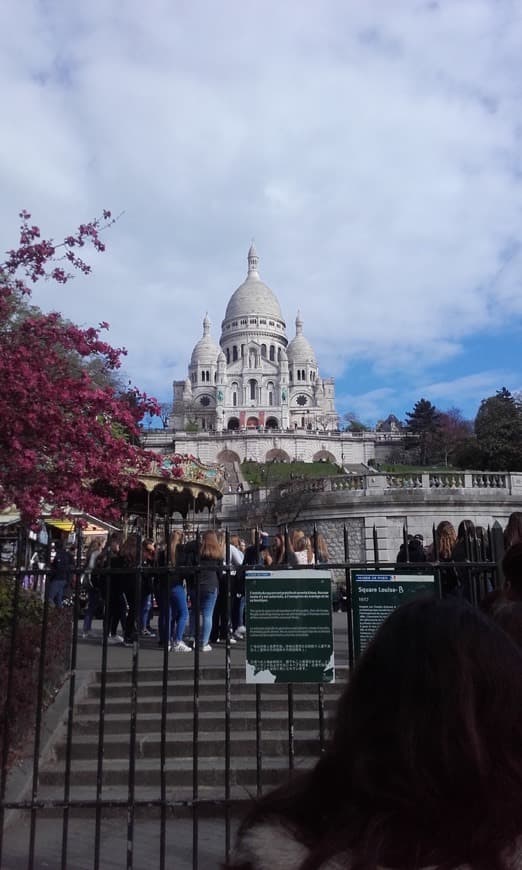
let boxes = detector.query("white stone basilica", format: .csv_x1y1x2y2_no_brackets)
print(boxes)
170,245,338,434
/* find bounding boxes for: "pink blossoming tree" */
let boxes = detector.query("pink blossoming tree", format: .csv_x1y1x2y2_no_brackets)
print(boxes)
0,210,159,524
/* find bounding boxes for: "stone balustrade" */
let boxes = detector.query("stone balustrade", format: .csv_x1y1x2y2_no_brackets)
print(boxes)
235,471,516,500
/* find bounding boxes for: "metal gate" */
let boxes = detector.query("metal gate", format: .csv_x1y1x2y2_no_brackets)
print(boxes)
0,524,502,869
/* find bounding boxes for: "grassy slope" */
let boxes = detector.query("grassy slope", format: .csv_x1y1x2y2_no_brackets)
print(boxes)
241,460,342,488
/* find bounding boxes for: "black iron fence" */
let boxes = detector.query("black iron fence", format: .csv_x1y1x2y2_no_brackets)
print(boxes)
0,523,504,869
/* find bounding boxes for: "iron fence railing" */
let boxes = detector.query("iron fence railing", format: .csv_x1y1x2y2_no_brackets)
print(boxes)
0,523,504,870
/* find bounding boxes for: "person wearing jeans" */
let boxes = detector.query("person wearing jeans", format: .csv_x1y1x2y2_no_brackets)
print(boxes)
157,530,192,653
188,531,222,651
190,587,218,649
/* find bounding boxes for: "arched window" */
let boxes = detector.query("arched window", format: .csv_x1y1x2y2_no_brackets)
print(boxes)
297,370,301,381
231,382,238,407
249,379,257,401
289,371,293,381
267,381,274,406
233,346,238,362
261,344,267,358
226,348,230,364
269,346,275,361
201,371,205,383
301,369,306,381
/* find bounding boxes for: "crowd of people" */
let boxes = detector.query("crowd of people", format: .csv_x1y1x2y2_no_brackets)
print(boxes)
32,512,522,655
77,526,332,651
79,529,248,651
395,515,517,601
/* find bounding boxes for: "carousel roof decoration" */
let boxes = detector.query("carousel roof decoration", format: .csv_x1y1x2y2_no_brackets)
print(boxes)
130,453,226,519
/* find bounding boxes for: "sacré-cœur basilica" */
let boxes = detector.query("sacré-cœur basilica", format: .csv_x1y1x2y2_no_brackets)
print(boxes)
169,243,338,437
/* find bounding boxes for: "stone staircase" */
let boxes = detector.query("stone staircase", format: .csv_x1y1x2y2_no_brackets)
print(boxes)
35,666,346,815
221,459,247,492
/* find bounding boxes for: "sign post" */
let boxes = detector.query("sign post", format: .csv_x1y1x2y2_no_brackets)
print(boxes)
351,570,436,659
245,569,334,683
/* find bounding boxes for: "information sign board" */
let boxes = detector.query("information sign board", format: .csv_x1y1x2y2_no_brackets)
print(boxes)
351,571,436,659
245,570,334,684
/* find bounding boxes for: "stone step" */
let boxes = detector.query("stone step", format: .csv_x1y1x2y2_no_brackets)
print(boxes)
97,667,349,684
54,730,327,760
72,709,334,735
89,677,346,694
24,784,261,818
86,678,342,695
38,757,315,788
75,694,338,715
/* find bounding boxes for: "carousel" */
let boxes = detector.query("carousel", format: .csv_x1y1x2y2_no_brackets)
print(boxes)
125,453,226,537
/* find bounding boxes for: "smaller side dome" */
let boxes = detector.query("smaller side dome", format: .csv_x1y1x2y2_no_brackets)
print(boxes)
287,311,316,364
190,313,220,366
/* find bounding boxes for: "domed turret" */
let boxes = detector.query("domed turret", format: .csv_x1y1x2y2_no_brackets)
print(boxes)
190,314,220,367
224,245,284,323
287,312,316,364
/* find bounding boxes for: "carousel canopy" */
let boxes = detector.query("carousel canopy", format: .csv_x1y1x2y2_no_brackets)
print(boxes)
130,453,225,519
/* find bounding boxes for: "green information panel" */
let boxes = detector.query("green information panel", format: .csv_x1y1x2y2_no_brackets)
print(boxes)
245,570,334,684
351,571,436,659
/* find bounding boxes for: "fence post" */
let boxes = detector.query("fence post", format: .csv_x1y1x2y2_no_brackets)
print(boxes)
343,524,354,669
491,521,505,588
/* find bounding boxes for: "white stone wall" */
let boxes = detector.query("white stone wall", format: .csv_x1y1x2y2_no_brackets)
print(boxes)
142,430,375,466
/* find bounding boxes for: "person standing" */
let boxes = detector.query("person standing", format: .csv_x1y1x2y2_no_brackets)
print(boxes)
140,538,157,637
46,540,73,607
81,537,106,637
157,530,192,653
189,531,222,651
99,533,125,644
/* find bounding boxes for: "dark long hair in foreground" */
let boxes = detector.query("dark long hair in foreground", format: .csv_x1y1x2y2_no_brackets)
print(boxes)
234,598,522,870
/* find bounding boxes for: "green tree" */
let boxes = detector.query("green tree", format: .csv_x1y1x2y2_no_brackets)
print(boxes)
405,398,441,465
474,388,522,470
343,411,369,433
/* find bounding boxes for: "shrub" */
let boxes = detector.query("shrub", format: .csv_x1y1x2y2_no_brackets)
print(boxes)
0,579,72,767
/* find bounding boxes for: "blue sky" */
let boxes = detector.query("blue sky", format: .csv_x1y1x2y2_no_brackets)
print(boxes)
1,0,521,425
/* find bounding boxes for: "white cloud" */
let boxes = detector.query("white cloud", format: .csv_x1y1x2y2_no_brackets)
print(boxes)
1,0,522,418
418,370,518,406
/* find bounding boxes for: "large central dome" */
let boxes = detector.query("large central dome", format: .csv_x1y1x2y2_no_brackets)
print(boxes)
224,243,283,323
